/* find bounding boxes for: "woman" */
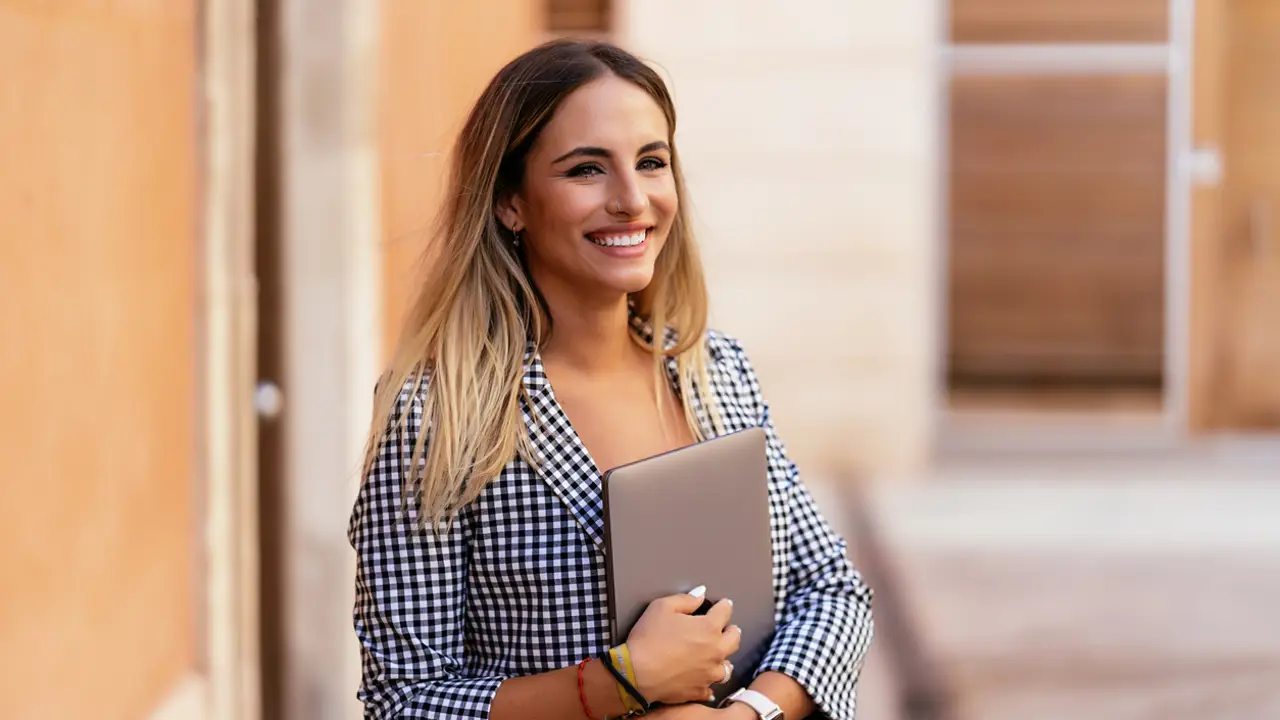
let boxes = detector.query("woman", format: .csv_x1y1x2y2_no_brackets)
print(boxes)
350,39,874,720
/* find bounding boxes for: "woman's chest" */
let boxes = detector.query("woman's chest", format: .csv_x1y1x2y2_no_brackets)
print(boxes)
465,467,607,596
550,373,694,474
462,466,613,667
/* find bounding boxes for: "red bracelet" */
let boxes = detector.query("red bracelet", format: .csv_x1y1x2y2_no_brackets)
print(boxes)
577,658,598,720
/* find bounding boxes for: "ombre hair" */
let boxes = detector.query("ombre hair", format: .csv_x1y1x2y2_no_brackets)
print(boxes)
362,39,719,528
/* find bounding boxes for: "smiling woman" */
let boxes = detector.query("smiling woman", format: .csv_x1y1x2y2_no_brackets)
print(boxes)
497,76,681,314
349,39,874,720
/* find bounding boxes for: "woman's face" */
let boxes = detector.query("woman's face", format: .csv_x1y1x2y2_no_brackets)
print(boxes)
501,74,678,303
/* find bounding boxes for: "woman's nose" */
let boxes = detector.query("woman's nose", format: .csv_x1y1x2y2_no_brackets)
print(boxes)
610,171,649,217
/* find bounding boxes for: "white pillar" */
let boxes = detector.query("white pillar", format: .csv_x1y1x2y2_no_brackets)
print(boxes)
275,0,381,717
200,0,261,717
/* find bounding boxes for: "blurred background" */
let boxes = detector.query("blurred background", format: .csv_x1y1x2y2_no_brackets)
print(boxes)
2,0,1278,718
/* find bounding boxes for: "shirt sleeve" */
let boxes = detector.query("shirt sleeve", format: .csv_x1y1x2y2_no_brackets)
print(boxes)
732,341,876,720
348,385,508,719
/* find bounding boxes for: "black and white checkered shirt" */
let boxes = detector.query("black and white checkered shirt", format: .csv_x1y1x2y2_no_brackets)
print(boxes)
349,330,874,719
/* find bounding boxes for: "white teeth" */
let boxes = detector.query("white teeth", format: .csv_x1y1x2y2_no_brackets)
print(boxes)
590,231,646,247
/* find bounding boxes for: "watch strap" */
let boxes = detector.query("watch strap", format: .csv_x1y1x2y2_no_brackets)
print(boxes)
721,688,784,720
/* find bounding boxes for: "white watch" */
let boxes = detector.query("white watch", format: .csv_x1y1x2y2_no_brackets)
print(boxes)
720,688,784,720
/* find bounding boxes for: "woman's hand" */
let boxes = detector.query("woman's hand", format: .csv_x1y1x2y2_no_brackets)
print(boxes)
625,589,742,705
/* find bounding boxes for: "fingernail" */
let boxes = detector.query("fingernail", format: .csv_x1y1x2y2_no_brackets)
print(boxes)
688,584,706,598
726,598,734,607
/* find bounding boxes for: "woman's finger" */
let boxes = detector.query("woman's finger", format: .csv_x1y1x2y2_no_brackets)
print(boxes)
719,624,742,656
702,597,734,629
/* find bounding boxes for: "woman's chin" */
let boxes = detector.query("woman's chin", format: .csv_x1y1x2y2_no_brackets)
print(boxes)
600,270,656,297
572,261,655,298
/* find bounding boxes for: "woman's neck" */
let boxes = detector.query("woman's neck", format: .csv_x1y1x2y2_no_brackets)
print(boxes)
536,285,640,375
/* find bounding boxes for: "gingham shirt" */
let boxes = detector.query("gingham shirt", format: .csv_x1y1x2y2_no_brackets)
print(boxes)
349,330,874,719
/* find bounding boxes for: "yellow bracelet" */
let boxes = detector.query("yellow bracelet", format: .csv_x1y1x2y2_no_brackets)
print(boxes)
619,644,639,694
609,644,644,714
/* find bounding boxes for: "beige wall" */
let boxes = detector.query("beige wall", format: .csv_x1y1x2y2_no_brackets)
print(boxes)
379,0,542,354
620,0,941,478
0,2,198,717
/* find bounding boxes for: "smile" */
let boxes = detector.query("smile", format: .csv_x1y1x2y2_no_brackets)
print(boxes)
586,229,648,248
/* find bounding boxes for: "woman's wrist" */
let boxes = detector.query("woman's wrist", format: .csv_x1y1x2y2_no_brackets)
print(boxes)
583,658,629,719
607,644,649,714
718,703,761,720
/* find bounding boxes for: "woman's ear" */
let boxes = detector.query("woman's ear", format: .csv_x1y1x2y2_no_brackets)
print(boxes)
495,193,524,234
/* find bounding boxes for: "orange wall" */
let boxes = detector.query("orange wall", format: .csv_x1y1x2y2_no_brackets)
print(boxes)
379,1,543,355
0,3,197,717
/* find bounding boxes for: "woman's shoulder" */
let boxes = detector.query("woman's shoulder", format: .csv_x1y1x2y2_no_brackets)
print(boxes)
701,328,762,390
702,327,743,358
373,373,431,437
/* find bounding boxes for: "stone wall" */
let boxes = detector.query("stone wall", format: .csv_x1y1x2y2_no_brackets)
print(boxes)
619,0,942,478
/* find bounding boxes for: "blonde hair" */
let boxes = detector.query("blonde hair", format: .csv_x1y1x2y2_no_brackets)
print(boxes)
362,39,719,528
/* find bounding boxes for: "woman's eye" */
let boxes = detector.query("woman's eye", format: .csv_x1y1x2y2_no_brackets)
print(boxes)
566,163,604,178
638,157,668,172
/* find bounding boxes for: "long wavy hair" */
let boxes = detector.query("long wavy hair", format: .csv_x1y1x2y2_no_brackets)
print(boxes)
362,39,719,528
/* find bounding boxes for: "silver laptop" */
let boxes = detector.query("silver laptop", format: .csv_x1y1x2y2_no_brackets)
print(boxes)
602,426,776,702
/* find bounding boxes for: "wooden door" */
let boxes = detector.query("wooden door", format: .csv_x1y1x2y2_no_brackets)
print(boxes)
948,74,1168,386
946,0,1171,390
1191,0,1280,429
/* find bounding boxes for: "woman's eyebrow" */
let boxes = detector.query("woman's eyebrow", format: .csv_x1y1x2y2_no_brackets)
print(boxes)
552,146,610,164
637,140,670,155
551,140,670,164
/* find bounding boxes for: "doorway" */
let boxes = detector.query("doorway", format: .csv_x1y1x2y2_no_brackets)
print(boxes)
939,0,1190,442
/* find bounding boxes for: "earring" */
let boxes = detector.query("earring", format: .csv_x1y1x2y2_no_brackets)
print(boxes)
510,223,522,248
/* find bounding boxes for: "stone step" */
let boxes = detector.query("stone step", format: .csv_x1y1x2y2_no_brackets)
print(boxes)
863,464,1280,720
